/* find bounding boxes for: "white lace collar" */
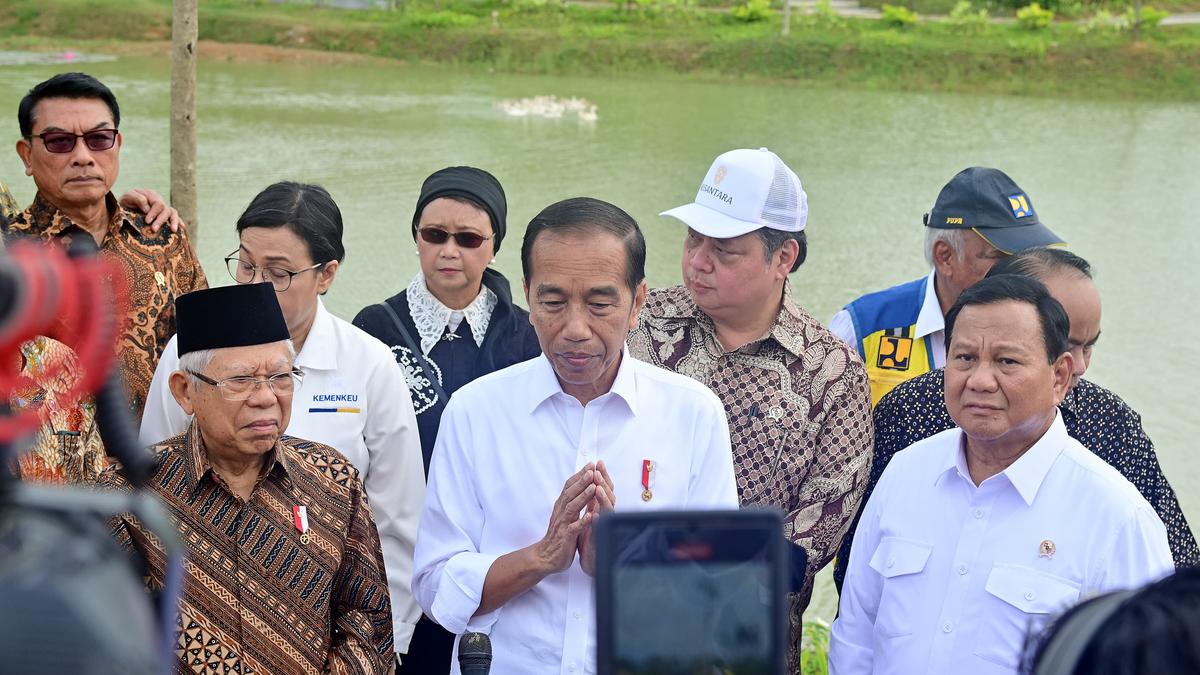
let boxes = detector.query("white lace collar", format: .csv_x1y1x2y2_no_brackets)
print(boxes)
407,272,497,356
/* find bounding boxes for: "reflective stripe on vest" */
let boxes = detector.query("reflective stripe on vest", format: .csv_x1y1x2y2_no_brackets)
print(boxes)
861,325,933,406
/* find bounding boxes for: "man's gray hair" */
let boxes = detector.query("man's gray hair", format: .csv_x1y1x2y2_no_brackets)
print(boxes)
177,340,297,381
923,226,967,268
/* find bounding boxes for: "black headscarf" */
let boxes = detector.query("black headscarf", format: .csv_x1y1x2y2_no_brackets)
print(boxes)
411,166,508,253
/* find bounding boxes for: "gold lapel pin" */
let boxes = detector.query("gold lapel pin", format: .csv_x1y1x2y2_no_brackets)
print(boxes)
1038,539,1056,559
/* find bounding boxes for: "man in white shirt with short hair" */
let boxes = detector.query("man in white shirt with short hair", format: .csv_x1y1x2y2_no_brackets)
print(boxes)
413,197,739,675
831,273,1172,675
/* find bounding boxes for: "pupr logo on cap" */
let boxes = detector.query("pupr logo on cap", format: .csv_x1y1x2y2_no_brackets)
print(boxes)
713,165,728,186
1008,194,1032,218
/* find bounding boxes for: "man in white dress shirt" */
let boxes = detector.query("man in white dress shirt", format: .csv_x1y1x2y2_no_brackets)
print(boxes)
412,197,740,675
830,274,1172,675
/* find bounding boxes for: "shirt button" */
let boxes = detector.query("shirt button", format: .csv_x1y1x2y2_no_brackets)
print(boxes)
569,664,577,672
574,611,582,620
942,622,953,633
957,564,968,575
1025,590,1036,601
973,509,984,519
887,558,896,568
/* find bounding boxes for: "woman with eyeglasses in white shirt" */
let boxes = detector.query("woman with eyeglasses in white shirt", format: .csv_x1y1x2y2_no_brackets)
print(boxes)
139,181,425,666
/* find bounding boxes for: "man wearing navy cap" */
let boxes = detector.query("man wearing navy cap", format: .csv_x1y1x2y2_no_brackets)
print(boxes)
829,167,1065,408
100,283,395,675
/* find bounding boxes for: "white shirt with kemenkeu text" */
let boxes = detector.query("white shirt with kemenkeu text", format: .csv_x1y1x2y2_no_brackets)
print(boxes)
830,412,1172,675
412,349,740,675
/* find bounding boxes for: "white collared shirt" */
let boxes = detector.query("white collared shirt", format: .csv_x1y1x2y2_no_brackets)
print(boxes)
138,299,427,652
829,269,947,367
830,412,1173,675
407,272,497,355
412,350,739,675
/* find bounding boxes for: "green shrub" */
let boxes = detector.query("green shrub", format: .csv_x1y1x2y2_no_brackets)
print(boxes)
1016,2,1054,29
1056,0,1085,18
1124,5,1169,28
802,0,848,28
948,0,989,29
881,3,919,26
731,0,773,22
407,10,479,28
1079,8,1124,33
801,619,831,675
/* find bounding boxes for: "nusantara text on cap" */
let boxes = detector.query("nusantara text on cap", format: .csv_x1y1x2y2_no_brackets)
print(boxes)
700,184,733,205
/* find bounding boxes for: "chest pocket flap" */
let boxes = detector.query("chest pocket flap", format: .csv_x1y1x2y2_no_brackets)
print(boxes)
868,537,933,579
985,563,1081,614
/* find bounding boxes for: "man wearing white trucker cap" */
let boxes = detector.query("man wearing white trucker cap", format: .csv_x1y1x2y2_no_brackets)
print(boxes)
628,147,873,670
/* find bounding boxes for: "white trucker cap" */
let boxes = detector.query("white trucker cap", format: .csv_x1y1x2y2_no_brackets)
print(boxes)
660,147,808,238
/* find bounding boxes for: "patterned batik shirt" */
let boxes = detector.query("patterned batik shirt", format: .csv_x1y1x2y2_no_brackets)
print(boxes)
6,192,208,416
833,368,1199,592
99,425,395,675
12,336,106,483
629,284,873,670
0,179,18,222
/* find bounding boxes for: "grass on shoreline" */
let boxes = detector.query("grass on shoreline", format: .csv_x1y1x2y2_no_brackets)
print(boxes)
2,0,1198,100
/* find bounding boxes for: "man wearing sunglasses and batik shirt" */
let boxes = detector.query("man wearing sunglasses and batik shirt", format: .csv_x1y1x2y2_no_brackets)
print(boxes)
354,166,540,674
6,72,206,484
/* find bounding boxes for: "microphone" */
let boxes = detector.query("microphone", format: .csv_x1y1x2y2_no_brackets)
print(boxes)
457,631,492,675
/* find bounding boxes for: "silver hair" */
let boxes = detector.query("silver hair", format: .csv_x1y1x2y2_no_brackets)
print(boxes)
177,340,297,381
923,226,967,268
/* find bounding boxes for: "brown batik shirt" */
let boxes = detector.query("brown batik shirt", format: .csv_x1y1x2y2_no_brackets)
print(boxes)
629,284,873,669
6,192,208,416
99,425,395,675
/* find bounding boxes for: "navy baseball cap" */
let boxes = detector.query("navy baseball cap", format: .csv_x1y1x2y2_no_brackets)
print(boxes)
924,167,1065,253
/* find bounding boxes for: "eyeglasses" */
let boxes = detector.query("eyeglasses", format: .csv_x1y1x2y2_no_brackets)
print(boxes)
419,228,494,249
225,254,325,292
187,369,304,401
28,129,119,154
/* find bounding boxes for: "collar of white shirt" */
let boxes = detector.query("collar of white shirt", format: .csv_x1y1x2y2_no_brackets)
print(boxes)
936,411,1068,506
295,298,338,372
407,272,498,355
524,347,640,417
915,269,945,340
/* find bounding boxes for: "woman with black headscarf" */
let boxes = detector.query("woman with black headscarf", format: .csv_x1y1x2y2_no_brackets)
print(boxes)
352,166,540,673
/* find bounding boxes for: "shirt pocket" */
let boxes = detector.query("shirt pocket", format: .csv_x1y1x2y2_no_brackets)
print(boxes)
868,536,933,639
974,563,1081,667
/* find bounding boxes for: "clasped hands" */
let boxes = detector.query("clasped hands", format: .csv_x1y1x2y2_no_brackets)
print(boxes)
535,461,615,577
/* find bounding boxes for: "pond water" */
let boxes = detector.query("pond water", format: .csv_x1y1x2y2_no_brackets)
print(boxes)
1,54,1196,621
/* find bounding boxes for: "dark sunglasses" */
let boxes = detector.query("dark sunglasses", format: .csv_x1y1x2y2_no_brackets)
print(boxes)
419,227,494,249
29,128,119,154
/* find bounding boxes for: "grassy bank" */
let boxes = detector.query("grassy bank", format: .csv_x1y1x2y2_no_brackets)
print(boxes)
2,0,1198,100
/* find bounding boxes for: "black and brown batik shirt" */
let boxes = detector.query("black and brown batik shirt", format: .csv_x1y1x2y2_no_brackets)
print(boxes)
6,192,207,416
100,425,395,675
629,283,873,671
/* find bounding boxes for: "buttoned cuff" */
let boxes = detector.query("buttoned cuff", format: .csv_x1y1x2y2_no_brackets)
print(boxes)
430,551,503,635
393,618,418,654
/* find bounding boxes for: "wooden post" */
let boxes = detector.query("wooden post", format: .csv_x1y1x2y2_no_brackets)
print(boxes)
1133,0,1142,38
170,0,199,238
782,0,792,35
